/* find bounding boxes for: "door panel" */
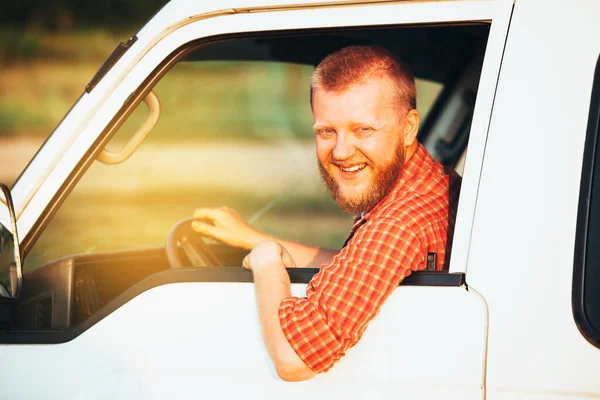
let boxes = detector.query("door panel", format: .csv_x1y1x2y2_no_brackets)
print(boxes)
466,0,600,397
1,282,485,399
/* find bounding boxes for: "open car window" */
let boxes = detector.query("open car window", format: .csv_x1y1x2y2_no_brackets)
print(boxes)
12,23,492,327
25,59,447,268
24,25,486,269
25,26,487,270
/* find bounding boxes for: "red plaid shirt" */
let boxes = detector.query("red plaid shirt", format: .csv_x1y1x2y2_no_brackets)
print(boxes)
278,144,460,373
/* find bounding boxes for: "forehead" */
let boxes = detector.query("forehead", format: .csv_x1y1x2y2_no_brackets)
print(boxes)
313,76,398,120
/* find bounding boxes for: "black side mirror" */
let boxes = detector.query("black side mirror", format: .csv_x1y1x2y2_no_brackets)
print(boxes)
0,183,22,299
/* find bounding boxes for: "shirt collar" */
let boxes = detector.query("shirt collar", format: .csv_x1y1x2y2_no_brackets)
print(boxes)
350,213,367,231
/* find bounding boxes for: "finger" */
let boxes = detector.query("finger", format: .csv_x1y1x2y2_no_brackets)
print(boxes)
242,254,252,270
193,208,219,220
191,220,219,237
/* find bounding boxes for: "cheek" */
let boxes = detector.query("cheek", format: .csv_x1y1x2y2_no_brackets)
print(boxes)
315,138,333,164
356,138,386,164
363,135,402,164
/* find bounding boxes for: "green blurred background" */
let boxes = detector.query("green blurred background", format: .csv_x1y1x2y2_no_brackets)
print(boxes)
0,1,167,182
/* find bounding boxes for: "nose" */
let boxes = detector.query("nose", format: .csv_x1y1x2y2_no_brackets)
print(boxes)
332,132,355,161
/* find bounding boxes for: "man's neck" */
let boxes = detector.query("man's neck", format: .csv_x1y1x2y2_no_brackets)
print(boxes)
403,142,419,163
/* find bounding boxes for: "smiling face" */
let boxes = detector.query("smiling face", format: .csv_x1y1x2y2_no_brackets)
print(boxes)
313,75,418,214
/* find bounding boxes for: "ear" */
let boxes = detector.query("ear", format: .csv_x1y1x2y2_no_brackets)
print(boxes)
402,109,420,147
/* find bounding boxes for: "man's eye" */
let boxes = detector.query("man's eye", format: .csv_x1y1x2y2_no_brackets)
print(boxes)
317,129,334,135
355,127,373,135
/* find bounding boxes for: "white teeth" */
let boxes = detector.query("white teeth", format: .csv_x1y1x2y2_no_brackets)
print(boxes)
341,164,366,172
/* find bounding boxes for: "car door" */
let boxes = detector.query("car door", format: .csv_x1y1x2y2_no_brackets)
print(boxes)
464,0,600,398
1,1,512,399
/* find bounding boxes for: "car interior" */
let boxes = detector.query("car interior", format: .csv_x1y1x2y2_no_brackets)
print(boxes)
0,23,489,339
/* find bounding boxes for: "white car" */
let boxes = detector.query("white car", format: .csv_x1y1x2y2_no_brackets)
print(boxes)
1,0,599,398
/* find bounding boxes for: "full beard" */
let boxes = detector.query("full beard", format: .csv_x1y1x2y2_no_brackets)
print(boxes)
318,144,405,215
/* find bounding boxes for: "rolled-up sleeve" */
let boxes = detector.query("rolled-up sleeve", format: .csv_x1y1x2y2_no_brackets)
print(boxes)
278,218,426,373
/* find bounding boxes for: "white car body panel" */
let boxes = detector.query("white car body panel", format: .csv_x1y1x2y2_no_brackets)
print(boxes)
466,0,600,397
1,283,486,399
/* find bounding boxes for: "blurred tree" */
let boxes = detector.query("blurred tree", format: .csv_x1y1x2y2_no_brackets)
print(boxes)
0,0,167,31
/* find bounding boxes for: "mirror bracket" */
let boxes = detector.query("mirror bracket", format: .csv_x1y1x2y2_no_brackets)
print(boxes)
0,183,23,299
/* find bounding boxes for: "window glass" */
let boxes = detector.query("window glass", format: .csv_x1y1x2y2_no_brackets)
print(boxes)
573,53,600,348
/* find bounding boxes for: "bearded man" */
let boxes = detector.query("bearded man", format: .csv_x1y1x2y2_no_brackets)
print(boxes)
192,45,460,381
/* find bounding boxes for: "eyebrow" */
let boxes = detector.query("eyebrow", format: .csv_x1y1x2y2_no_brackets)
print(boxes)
313,117,383,132
312,123,330,131
350,119,382,130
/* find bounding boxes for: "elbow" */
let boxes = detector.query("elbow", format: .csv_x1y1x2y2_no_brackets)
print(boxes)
274,359,316,382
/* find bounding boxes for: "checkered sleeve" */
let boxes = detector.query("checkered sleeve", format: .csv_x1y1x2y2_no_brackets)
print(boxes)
278,218,427,373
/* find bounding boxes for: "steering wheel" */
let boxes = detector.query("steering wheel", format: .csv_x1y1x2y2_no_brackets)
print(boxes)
166,218,223,268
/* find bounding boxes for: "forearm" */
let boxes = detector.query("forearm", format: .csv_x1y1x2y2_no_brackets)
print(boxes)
264,237,337,268
191,207,338,267
252,263,315,381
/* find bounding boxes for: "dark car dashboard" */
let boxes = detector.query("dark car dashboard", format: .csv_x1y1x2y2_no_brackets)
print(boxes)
16,248,169,330
7,244,249,332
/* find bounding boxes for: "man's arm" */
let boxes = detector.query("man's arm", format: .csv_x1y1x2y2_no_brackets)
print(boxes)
192,207,337,267
272,238,337,268
242,241,316,381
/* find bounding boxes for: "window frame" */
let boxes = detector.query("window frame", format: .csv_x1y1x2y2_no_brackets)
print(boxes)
573,52,600,349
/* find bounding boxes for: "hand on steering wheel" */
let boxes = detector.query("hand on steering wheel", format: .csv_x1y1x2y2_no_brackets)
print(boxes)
165,218,223,268
191,207,267,250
